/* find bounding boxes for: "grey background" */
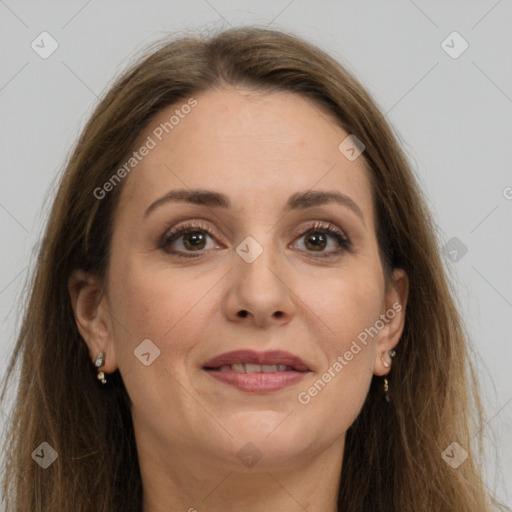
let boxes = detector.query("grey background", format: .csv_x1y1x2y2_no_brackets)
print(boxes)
1,0,511,506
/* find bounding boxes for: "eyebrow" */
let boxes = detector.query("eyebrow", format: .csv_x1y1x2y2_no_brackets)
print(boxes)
144,188,365,225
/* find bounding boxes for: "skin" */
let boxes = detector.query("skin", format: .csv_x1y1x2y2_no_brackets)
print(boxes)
69,87,409,512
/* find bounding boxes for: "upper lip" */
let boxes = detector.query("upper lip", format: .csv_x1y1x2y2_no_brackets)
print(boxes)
203,350,311,371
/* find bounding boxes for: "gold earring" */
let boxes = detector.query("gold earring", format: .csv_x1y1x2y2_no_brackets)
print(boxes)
381,348,396,369
383,377,390,402
94,352,107,384
383,350,396,402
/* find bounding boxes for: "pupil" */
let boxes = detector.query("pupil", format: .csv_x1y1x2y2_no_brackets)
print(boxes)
184,231,205,250
306,233,326,251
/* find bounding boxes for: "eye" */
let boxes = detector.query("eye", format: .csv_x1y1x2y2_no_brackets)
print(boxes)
159,220,351,259
159,222,222,257
291,221,351,257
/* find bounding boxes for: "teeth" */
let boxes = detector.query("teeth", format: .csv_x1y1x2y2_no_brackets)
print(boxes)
245,363,262,373
216,363,293,373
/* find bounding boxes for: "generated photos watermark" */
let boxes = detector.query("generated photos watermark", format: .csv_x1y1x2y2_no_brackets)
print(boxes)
297,301,402,405
93,97,197,200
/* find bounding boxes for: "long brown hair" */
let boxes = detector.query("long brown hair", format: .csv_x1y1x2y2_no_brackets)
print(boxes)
0,25,502,511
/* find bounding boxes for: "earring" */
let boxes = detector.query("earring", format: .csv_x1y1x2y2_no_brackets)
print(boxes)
383,378,390,402
94,352,107,384
381,349,396,368
383,350,395,402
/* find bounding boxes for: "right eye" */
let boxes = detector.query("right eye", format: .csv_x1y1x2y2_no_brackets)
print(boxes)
159,222,223,257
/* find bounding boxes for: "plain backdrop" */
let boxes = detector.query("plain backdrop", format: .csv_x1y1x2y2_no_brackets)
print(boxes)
0,0,511,506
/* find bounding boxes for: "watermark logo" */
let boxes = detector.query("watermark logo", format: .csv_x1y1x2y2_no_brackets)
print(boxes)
237,442,263,468
441,441,468,469
338,134,365,161
31,31,59,59
134,338,161,366
442,236,468,263
31,442,58,469
441,31,469,59
236,236,263,263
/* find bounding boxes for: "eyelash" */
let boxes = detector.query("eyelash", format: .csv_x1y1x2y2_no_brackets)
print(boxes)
159,220,352,259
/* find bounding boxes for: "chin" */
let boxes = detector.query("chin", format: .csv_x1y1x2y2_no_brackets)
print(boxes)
216,413,314,468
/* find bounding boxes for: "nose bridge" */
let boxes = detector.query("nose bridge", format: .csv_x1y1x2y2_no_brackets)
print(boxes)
235,232,280,293
226,231,292,323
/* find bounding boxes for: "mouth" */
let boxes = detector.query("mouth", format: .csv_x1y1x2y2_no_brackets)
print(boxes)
203,349,311,393
206,363,304,373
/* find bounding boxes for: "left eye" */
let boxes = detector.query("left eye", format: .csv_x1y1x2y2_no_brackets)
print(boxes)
291,224,351,256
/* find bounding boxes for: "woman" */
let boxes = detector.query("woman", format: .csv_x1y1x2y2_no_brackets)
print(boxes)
0,26,503,511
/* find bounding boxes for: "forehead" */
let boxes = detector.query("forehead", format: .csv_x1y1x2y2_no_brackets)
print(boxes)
117,87,374,224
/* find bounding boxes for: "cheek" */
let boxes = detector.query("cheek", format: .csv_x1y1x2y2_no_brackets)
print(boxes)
295,322,376,447
107,254,223,369
295,357,373,450
294,270,381,429
106,256,220,431
312,267,383,353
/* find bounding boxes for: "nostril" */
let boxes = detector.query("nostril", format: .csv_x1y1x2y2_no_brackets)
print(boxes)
238,310,248,317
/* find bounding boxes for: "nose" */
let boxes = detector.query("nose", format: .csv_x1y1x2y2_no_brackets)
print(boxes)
222,239,295,328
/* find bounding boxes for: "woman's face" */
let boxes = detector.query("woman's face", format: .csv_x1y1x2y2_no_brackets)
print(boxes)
74,87,408,475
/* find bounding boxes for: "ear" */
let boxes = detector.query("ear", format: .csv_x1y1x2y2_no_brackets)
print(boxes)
373,267,409,376
68,269,118,374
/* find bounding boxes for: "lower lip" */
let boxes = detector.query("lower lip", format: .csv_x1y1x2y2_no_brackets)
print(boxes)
204,369,309,393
